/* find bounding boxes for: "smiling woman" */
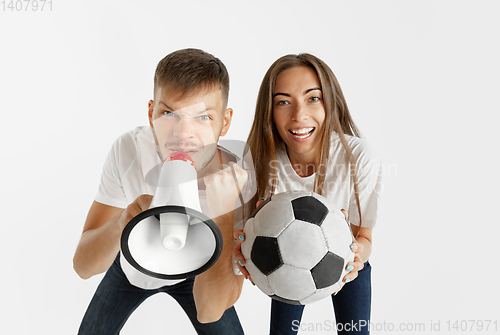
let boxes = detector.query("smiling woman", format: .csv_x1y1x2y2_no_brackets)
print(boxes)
233,53,382,335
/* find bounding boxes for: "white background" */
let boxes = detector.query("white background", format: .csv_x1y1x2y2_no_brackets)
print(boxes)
1,0,499,334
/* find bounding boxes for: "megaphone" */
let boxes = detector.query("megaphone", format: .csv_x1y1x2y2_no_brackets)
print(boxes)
120,152,223,280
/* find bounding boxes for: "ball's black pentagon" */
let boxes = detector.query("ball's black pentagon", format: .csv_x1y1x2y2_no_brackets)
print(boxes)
311,252,344,289
270,294,302,305
248,196,272,219
251,236,282,275
291,196,328,226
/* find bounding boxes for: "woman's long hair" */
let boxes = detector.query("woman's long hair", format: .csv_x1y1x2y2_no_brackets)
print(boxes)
246,53,364,227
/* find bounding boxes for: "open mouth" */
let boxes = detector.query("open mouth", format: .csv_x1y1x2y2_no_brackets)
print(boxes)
289,127,315,139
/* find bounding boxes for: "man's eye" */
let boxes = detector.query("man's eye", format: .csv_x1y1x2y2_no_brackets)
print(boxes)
163,111,175,116
198,115,211,121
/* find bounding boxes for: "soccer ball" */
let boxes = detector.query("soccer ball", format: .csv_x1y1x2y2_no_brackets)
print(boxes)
241,191,355,305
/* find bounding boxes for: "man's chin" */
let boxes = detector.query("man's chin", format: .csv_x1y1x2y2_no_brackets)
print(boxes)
192,150,218,173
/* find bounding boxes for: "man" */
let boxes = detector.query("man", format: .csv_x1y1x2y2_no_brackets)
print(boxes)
73,48,248,334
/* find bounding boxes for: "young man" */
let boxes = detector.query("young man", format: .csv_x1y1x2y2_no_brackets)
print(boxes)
73,49,248,334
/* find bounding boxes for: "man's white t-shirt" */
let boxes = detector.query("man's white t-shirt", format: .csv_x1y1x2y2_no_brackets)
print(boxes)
273,133,382,228
95,126,247,289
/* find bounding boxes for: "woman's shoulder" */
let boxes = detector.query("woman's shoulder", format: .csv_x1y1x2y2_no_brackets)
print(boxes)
330,132,380,165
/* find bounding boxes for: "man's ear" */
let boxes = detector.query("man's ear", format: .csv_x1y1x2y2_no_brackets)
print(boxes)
148,100,154,128
220,108,233,137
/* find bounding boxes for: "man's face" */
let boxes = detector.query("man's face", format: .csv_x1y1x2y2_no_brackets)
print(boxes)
148,86,232,172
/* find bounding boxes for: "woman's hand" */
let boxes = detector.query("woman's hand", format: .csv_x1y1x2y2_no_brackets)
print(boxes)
232,198,267,283
232,229,252,282
334,209,365,296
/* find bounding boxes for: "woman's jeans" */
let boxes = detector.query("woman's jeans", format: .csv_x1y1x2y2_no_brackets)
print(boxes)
78,254,244,334
270,261,372,335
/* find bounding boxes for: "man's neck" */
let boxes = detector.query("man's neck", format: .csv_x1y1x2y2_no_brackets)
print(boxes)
196,147,221,190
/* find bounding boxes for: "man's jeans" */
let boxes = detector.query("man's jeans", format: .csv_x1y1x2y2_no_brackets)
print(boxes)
78,253,244,334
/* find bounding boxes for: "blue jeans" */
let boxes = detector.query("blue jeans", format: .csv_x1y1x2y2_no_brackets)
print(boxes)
270,262,372,335
78,254,244,334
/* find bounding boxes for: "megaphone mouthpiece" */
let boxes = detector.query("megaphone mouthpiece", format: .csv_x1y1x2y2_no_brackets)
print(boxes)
164,152,196,170
160,212,189,251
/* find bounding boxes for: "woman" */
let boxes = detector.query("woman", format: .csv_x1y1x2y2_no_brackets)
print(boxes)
233,53,382,334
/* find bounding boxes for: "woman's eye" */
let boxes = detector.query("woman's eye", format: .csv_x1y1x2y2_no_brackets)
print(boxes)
309,96,320,102
276,100,289,106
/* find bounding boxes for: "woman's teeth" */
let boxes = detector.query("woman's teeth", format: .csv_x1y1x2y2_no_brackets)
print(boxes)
290,128,314,138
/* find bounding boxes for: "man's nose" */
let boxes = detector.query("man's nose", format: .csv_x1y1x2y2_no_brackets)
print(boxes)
173,118,196,140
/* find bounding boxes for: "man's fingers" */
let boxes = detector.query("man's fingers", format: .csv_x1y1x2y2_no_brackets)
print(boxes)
126,194,153,218
136,194,153,210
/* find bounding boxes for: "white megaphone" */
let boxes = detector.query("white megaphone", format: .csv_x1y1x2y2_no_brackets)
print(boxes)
120,152,223,280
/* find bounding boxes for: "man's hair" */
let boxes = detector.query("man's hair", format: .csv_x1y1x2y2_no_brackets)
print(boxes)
154,48,230,110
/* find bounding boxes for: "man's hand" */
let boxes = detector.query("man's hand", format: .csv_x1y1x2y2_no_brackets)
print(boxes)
203,162,248,219
193,161,247,323
73,194,153,279
118,194,153,230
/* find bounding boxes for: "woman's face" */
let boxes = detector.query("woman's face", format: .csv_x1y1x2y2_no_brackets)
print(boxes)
272,66,326,163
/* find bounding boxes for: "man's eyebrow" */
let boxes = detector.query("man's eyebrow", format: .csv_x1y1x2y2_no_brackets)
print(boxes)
195,106,215,112
159,101,216,114
159,101,173,110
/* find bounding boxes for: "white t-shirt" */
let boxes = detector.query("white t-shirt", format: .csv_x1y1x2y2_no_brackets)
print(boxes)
273,133,382,228
95,126,248,289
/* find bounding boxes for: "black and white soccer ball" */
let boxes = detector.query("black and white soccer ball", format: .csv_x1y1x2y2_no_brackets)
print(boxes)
241,191,355,305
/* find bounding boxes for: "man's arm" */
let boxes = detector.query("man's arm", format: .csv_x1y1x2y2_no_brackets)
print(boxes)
193,211,245,323
193,162,247,323
73,195,152,279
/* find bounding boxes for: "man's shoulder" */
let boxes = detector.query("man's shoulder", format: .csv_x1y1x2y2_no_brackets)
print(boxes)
105,126,156,170
108,126,154,157
217,141,243,164
113,126,152,147
218,146,238,164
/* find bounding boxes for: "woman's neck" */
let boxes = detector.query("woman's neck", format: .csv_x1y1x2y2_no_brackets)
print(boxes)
286,150,320,178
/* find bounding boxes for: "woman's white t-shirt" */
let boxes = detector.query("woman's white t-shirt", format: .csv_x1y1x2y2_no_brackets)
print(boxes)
273,134,382,228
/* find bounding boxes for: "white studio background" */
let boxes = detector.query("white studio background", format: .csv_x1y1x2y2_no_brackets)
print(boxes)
1,1,499,334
